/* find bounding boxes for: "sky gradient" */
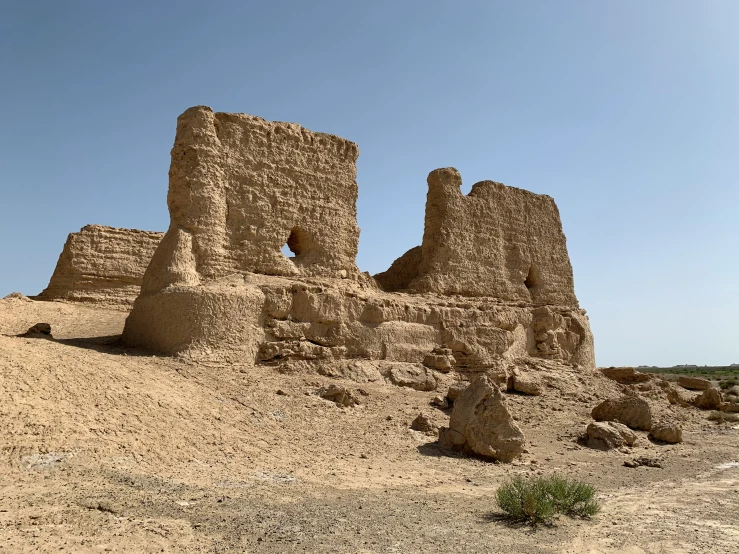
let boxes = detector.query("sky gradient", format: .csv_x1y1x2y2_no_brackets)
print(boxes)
1,1,737,367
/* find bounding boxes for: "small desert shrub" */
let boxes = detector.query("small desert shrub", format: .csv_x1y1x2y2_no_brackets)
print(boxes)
543,475,601,517
719,379,738,390
495,475,599,526
495,476,555,525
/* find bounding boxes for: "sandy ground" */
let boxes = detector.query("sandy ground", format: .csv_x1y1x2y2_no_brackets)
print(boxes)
1,296,738,553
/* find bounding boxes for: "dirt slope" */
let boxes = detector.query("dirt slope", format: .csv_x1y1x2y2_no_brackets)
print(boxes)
1,296,738,553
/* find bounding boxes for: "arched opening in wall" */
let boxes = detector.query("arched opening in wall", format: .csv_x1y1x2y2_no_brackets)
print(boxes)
524,265,539,292
281,227,315,262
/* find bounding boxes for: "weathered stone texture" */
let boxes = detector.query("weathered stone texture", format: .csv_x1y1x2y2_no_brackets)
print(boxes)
438,374,525,462
145,105,360,289
39,225,163,309
374,246,422,292
123,107,595,372
601,366,651,384
377,168,578,306
677,376,712,391
592,396,653,431
252,279,594,370
694,388,722,410
585,421,638,450
650,422,683,444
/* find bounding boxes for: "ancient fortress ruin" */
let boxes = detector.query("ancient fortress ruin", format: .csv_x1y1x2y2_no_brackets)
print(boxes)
39,225,163,309
42,106,595,380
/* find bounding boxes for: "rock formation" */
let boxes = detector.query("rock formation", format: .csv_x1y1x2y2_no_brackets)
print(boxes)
600,367,651,385
39,225,163,310
678,376,711,391
694,388,722,410
585,421,638,450
438,374,525,462
592,396,653,431
122,106,595,378
649,422,682,444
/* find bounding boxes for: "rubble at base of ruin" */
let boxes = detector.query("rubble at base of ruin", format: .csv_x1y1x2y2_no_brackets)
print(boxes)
42,105,595,373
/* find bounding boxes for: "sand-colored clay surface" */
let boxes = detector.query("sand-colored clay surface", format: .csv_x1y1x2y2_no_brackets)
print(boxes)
2,296,737,553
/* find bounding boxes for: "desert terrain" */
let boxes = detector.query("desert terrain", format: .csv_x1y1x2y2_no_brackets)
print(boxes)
2,107,738,554
2,294,738,553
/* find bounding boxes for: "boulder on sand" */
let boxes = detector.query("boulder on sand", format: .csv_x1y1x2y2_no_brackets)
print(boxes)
678,376,711,391
592,395,652,430
512,373,543,396
317,384,359,407
585,421,638,450
601,367,650,384
410,413,438,436
438,374,525,462
693,388,722,410
20,323,53,339
649,422,682,444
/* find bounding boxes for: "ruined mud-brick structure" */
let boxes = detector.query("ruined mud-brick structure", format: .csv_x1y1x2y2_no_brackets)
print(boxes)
375,167,577,305
122,106,594,383
39,225,163,310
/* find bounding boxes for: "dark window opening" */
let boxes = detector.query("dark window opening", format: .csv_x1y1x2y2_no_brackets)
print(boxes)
282,227,315,260
524,265,538,290
286,228,305,256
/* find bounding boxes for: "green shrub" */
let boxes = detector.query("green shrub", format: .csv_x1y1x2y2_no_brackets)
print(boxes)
495,476,555,525
495,475,600,526
719,379,738,390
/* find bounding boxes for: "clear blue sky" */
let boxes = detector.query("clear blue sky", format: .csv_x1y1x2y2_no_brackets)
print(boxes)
1,1,737,367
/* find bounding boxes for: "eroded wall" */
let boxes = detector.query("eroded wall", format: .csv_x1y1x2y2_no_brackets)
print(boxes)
38,225,163,309
124,108,594,370
378,168,578,307
141,105,361,294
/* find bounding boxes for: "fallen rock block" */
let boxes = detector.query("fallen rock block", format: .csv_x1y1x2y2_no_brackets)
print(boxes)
601,367,651,384
678,376,712,391
431,395,449,409
592,396,652,430
423,347,455,373
512,373,543,396
20,323,53,339
585,421,638,450
667,387,693,407
649,422,682,444
624,456,662,469
317,384,359,407
446,381,470,403
694,388,722,410
438,374,525,462
410,413,438,436
382,364,438,391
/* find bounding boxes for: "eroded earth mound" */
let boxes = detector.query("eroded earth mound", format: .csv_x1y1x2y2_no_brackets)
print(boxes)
1,297,738,553
38,225,163,310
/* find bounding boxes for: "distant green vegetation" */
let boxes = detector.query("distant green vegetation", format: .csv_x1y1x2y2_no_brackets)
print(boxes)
641,365,739,380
